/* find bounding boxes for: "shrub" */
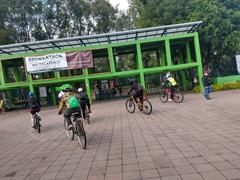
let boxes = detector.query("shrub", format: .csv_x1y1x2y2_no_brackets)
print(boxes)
193,82,240,93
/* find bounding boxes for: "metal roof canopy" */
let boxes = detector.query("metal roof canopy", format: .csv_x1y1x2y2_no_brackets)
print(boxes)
0,21,202,56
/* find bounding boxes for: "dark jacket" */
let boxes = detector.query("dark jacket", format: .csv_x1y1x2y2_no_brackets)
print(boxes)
202,76,212,87
28,96,41,109
128,82,143,94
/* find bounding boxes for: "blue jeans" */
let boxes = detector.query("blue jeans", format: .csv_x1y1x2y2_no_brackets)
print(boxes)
204,86,212,98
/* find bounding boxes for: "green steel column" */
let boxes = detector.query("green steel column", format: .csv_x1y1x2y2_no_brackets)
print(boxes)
179,52,188,90
83,68,92,104
194,33,203,91
108,47,116,74
136,43,145,88
165,39,172,66
156,48,160,67
161,46,166,66
51,86,57,105
6,90,13,101
0,60,5,85
13,66,20,82
27,73,34,92
186,42,192,63
54,71,61,80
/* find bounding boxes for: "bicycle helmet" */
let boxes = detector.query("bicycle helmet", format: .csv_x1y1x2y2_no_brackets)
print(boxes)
63,87,73,92
165,72,171,79
78,88,83,92
28,92,34,97
58,91,65,99
59,84,73,92
128,78,136,85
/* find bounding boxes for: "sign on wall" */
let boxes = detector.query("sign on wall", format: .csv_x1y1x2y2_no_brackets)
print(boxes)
25,53,68,73
66,51,93,69
39,87,47,97
236,55,240,74
25,51,93,73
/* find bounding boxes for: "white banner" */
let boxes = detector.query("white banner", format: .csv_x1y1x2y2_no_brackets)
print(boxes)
25,53,68,73
236,55,240,74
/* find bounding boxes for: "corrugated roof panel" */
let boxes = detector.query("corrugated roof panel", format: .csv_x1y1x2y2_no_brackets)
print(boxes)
0,21,202,56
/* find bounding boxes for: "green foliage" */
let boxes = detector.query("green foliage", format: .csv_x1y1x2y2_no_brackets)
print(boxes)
129,0,240,76
193,82,240,93
0,0,131,44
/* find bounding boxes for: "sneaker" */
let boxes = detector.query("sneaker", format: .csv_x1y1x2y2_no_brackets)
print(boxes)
89,110,91,113
168,99,173,102
207,97,212,100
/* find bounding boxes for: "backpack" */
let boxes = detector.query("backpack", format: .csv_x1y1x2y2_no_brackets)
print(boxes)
68,95,80,109
79,91,87,99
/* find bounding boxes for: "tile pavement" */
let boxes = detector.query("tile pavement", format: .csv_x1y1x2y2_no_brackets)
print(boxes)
0,90,240,180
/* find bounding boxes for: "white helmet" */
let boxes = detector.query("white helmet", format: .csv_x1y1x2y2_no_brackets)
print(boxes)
166,72,171,78
58,91,64,99
78,88,83,92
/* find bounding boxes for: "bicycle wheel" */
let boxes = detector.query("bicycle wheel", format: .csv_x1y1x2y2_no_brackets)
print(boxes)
126,99,135,113
173,89,184,103
36,118,41,133
64,119,74,140
33,119,36,130
159,91,168,103
85,110,90,124
142,100,152,115
76,120,87,149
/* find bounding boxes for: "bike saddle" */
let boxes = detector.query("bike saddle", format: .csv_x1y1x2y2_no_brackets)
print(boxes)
71,112,81,118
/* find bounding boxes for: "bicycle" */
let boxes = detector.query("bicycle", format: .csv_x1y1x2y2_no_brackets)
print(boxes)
84,107,90,125
64,112,87,149
126,95,152,115
33,113,41,133
159,86,184,103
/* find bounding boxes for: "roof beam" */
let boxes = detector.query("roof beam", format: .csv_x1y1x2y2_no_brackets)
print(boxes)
23,45,36,52
135,32,138,40
79,38,86,46
107,36,111,44
161,28,168,37
51,42,61,49
188,25,197,33
0,49,12,55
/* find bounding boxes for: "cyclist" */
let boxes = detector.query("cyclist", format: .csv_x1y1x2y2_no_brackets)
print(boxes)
127,79,144,110
58,85,82,130
27,92,41,128
162,72,177,101
78,88,91,120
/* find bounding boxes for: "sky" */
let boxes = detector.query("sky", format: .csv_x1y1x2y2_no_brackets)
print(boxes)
109,0,129,11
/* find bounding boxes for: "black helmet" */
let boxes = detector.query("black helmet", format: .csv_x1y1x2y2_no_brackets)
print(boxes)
63,87,73,92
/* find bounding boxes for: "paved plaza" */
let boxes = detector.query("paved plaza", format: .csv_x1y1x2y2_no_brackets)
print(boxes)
0,90,240,180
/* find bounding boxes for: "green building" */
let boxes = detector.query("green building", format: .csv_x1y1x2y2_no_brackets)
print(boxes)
0,21,203,108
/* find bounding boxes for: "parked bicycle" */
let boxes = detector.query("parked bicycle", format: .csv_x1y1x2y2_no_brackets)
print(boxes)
64,112,87,149
126,95,152,115
159,86,184,103
33,113,41,133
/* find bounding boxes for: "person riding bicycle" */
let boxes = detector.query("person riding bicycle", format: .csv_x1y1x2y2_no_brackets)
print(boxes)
162,72,177,101
127,79,144,110
27,92,41,128
58,84,82,130
78,87,91,120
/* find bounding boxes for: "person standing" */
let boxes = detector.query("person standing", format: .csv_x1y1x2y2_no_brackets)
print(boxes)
202,71,212,100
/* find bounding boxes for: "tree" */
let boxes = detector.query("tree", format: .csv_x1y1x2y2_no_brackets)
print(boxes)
90,0,117,33
128,0,240,76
